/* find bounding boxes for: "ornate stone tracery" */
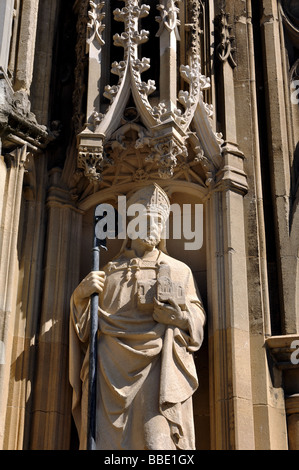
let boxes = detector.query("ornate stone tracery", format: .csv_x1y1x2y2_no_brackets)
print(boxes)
76,0,222,189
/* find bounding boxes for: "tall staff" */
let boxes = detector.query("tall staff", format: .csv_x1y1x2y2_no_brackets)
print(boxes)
87,206,107,450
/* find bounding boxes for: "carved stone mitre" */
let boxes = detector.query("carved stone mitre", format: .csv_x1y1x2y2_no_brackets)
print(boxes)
127,183,170,224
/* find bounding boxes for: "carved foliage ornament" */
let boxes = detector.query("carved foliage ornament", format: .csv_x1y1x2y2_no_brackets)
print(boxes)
146,136,188,180
87,1,105,47
156,0,181,38
78,144,113,183
216,10,236,68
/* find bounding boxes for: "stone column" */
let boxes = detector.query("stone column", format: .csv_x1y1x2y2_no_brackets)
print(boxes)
30,0,60,125
14,0,40,93
260,0,297,333
0,0,14,72
85,0,105,122
0,144,28,449
157,0,179,114
2,154,48,450
260,0,299,448
207,6,254,449
206,147,255,450
29,169,83,450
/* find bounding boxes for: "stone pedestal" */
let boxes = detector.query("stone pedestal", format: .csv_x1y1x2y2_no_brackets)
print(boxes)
266,335,299,450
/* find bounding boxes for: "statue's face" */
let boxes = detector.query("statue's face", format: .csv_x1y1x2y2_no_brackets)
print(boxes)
127,209,165,249
141,211,164,248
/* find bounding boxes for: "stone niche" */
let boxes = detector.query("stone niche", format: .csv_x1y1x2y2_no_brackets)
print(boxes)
79,187,210,449
71,0,251,450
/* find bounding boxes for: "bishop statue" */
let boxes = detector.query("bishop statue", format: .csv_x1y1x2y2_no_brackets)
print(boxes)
69,184,206,450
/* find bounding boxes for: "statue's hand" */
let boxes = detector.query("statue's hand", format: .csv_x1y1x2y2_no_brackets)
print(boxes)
153,298,188,330
73,271,106,306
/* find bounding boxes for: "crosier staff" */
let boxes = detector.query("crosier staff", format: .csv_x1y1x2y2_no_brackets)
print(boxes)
87,205,107,450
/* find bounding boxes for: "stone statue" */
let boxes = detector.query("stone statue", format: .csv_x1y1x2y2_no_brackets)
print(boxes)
69,184,206,450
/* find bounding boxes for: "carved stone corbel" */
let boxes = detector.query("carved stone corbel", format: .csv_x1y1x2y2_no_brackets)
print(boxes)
0,69,50,153
78,143,113,183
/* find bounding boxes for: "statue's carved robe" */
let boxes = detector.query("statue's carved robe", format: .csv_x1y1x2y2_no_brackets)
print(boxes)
69,248,205,450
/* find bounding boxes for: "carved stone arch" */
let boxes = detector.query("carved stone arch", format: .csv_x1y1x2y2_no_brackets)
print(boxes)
76,105,218,202
78,179,208,213
75,142,215,213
